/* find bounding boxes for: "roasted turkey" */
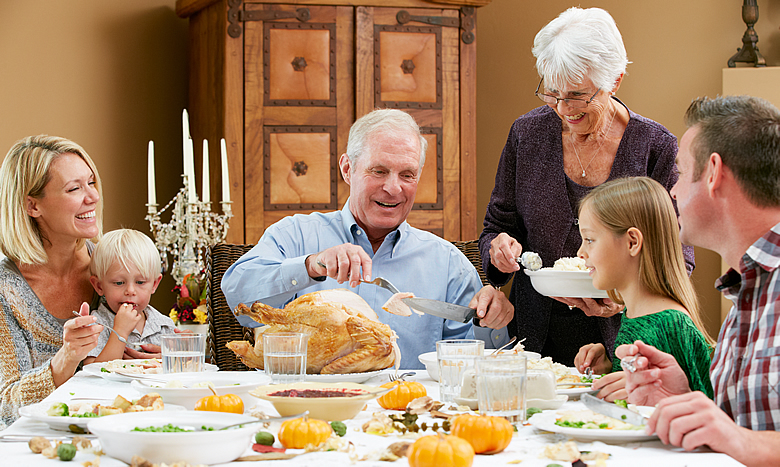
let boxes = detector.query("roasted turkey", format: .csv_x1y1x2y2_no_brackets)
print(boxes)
227,289,400,374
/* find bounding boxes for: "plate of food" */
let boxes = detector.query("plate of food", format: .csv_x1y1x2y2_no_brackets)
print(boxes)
524,257,609,299
529,407,657,443
250,382,390,421
19,394,184,433
83,359,218,382
130,371,271,410
253,368,385,384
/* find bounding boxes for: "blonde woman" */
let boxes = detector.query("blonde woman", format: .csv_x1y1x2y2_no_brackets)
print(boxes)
573,177,713,401
0,135,104,428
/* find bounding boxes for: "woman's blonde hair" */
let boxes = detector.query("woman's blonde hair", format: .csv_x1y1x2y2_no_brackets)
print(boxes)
90,229,161,281
0,135,104,264
579,177,713,345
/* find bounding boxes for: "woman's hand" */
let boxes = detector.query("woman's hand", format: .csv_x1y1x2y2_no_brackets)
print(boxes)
593,371,627,402
50,302,102,386
574,343,612,374
552,296,622,317
489,233,522,273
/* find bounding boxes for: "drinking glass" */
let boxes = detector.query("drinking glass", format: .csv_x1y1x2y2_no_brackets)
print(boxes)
476,354,527,424
161,334,206,373
436,339,484,403
263,332,308,384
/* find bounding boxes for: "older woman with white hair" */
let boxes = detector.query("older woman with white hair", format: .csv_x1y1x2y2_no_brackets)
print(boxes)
479,7,694,367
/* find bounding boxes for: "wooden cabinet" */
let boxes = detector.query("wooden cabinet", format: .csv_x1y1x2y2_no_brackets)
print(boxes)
175,0,489,243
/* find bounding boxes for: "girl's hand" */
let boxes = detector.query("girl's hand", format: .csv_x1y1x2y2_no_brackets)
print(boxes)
51,302,102,386
593,371,627,402
553,297,622,318
574,343,611,374
489,233,522,274
113,303,142,337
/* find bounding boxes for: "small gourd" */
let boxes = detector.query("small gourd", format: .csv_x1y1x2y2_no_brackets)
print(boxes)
407,433,474,467
450,414,513,454
194,386,244,414
377,378,427,410
278,415,332,449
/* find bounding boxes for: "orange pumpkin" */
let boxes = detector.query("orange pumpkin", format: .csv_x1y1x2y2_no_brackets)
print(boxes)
450,414,513,454
193,386,244,414
408,433,474,467
277,415,332,449
377,380,427,410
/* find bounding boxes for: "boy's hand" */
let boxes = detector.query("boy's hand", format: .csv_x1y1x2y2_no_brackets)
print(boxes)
113,303,143,337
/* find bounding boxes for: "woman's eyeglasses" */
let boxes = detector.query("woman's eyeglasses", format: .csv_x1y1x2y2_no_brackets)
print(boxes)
535,77,600,109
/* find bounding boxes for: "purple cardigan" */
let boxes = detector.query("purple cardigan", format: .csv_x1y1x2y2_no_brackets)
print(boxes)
479,100,695,365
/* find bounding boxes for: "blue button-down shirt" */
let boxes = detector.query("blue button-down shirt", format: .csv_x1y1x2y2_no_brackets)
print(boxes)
221,201,481,369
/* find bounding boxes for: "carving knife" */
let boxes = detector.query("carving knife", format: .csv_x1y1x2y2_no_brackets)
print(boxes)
581,394,648,426
401,297,481,326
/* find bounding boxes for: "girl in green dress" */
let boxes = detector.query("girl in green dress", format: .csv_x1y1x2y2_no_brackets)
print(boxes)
573,177,714,400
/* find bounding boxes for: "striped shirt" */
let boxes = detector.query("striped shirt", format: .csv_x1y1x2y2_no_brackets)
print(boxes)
711,221,780,430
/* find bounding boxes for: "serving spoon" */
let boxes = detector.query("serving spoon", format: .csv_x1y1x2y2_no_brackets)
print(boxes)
214,411,309,431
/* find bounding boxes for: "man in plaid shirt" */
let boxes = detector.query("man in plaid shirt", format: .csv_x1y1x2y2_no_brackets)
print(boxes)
616,95,780,466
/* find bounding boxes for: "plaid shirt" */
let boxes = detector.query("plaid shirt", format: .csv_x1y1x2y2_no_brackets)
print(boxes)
711,221,780,430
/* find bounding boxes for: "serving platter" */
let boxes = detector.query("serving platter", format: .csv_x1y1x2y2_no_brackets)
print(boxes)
254,368,384,384
19,400,185,433
130,371,271,410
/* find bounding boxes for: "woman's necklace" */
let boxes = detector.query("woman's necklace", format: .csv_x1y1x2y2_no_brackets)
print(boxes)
571,106,617,178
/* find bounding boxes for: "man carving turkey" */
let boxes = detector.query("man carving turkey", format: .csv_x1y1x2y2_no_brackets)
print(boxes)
221,109,514,368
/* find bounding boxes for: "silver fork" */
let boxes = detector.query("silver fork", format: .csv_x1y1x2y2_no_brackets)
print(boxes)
361,277,401,294
72,310,143,350
388,371,415,382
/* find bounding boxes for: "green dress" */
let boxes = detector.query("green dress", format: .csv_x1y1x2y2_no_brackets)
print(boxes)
612,309,713,398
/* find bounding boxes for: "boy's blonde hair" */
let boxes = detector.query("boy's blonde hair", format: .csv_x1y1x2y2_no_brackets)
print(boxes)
91,229,161,280
579,177,714,345
0,135,104,264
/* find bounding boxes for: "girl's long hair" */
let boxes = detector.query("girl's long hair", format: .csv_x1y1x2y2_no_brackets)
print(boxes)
580,177,714,345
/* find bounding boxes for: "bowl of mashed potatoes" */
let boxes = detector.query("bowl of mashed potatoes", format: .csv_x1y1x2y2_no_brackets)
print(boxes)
524,257,609,299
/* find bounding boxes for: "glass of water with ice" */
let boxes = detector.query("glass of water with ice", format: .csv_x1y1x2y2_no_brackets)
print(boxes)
436,339,484,403
263,332,308,384
162,334,206,373
476,353,527,424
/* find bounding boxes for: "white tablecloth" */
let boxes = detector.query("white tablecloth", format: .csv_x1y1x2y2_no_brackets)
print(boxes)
2,369,744,466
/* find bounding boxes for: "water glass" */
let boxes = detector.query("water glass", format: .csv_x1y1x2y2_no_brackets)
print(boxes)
436,339,484,403
161,334,206,373
263,332,308,384
476,354,527,424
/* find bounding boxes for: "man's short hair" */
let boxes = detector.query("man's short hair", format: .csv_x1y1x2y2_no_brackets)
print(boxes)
685,95,780,207
345,109,428,171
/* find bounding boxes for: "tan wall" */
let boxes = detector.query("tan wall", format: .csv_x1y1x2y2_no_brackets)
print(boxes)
0,1,188,311
2,0,778,326
475,0,780,340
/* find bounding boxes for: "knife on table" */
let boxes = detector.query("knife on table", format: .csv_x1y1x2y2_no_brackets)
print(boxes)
400,297,481,326
581,393,648,426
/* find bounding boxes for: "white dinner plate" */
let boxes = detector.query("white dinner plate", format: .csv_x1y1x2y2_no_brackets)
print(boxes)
83,359,218,382
19,400,185,433
529,408,657,443
556,386,598,398
254,368,385,384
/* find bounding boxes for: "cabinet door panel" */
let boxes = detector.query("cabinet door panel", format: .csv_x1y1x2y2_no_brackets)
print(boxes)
266,131,335,206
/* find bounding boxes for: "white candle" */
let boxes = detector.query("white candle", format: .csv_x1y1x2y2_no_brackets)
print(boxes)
221,138,230,203
202,139,210,204
182,109,190,179
147,140,156,205
187,138,196,203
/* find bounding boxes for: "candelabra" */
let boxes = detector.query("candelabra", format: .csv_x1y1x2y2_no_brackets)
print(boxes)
145,175,232,284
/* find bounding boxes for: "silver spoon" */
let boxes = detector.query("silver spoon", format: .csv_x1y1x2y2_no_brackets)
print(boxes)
72,310,143,350
215,411,309,431
516,251,542,271
490,336,517,355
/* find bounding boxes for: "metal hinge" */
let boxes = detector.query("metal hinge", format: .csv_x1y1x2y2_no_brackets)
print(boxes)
227,0,310,39
396,7,476,44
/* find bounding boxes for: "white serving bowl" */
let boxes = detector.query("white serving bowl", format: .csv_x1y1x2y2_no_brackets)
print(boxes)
130,371,271,411
249,382,388,421
88,411,256,465
418,349,542,382
524,268,609,299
